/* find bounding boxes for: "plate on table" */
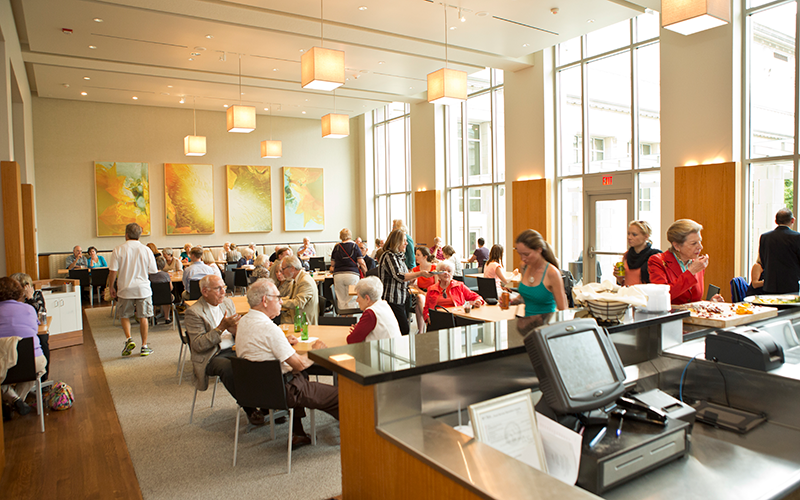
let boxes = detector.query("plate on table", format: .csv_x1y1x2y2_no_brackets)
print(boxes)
744,295,800,306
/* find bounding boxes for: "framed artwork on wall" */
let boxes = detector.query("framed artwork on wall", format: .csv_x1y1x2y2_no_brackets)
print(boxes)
164,163,215,234
283,166,324,231
94,161,151,237
226,165,272,233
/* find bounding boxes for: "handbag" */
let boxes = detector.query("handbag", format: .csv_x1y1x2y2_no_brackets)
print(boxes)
337,242,364,279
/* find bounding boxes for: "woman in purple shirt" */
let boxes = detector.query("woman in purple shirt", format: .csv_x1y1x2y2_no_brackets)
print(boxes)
0,277,47,416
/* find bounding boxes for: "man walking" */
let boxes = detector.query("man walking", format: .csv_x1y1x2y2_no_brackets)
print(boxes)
107,223,158,356
759,208,800,294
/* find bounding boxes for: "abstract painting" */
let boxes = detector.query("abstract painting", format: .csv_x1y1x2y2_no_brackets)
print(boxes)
94,161,150,236
164,163,215,234
283,167,324,231
226,165,272,233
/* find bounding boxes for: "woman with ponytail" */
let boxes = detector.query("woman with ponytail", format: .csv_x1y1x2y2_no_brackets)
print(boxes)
510,230,568,317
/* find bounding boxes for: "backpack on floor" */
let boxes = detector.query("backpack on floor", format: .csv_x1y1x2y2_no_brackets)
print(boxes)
46,381,74,411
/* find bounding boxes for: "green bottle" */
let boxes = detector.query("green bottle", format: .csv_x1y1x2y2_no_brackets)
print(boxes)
294,305,301,333
301,312,309,341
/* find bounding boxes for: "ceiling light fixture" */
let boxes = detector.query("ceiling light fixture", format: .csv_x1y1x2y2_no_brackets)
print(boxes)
261,103,282,158
205,34,213,39
301,0,345,91
83,76,91,80
88,45,97,49
185,96,207,157
427,2,467,107
93,18,103,22
227,54,256,133
662,0,730,35
132,96,138,100
459,9,466,22
80,92,88,96
358,5,367,11
322,90,349,138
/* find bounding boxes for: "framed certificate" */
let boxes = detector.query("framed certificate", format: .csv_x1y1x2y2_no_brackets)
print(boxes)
469,389,548,473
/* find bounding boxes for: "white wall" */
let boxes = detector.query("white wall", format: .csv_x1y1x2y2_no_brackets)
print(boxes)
32,97,361,253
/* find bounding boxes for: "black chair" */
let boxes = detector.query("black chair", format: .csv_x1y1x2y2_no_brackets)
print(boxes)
318,316,357,326
322,277,361,316
231,358,316,469
90,267,110,305
68,268,91,305
224,270,236,296
150,281,175,328
476,277,499,301
308,257,326,272
174,309,191,384
226,263,239,273
427,308,457,332
365,266,380,278
234,269,249,295
3,337,45,432
463,275,479,293
452,275,465,283
463,267,481,275
189,280,202,300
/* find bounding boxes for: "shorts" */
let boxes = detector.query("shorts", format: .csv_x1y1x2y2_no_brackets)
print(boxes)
118,297,154,319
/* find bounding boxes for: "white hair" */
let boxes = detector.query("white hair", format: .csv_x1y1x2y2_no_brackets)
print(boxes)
355,276,383,302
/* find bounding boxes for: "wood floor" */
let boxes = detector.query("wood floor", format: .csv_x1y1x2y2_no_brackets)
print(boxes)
0,307,142,500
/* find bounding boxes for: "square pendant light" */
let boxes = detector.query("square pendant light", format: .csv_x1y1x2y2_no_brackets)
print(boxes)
184,135,206,156
301,47,345,91
261,140,282,158
226,105,256,133
321,113,349,138
662,0,730,36
427,68,467,106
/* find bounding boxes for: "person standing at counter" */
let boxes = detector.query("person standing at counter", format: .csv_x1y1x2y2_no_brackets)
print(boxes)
613,221,661,286
509,230,568,317
758,209,800,294
648,219,724,304
378,229,432,336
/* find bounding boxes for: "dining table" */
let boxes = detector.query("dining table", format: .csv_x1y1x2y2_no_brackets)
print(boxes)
445,303,522,323
282,324,351,352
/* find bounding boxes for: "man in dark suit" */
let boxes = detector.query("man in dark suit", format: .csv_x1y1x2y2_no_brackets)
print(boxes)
758,209,800,294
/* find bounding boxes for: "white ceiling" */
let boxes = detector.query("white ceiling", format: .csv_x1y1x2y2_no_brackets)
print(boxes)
13,0,659,120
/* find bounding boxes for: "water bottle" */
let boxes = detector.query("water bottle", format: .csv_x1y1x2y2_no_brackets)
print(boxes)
294,305,301,333
301,312,309,341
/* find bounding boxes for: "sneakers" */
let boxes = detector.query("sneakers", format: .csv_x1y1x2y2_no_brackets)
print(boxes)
122,338,136,356
13,398,32,416
140,345,154,357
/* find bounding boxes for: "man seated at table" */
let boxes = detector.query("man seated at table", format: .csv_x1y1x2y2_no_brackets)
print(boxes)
279,256,319,325
297,238,316,259
182,247,217,300
422,260,484,323
268,245,282,263
66,245,88,270
216,242,231,263
467,238,490,271
357,239,376,270
185,275,266,426
347,277,400,344
269,247,294,295
236,279,339,447
238,248,255,268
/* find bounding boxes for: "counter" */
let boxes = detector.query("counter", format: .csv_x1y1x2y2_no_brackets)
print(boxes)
32,278,83,349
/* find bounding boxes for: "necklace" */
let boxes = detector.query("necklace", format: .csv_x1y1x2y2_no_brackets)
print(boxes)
528,261,547,284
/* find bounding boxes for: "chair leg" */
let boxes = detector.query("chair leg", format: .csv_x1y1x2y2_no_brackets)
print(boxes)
287,408,294,475
190,388,198,423
89,286,93,307
178,347,188,385
170,304,177,331
310,409,316,446
210,377,218,407
269,409,275,441
176,344,184,377
233,407,241,467
36,378,45,433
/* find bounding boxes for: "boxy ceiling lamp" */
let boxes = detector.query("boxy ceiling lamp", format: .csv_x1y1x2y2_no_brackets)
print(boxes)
301,0,345,91
322,91,349,138
184,96,207,156
227,55,256,133
427,2,467,106
662,0,730,36
261,104,282,158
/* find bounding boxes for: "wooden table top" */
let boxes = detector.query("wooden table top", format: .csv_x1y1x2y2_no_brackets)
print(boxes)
38,316,53,334
287,324,350,352
446,303,522,323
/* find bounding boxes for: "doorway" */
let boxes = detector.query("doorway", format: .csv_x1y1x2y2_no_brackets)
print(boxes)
584,173,634,284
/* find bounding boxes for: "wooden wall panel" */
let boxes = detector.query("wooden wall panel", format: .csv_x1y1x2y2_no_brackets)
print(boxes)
511,179,551,269
413,190,441,249
21,184,38,279
38,255,50,280
339,377,483,500
1,161,26,274
674,162,739,302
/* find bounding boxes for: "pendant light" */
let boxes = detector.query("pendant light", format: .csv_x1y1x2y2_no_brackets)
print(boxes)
261,104,282,158
184,96,206,156
662,0,730,36
301,0,345,91
322,90,349,138
427,2,467,106
227,55,256,133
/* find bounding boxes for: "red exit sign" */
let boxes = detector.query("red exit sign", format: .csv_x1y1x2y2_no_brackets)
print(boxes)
602,176,613,186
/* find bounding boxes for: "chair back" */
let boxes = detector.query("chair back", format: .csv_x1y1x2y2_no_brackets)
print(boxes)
322,277,335,304
365,266,380,278
463,275,479,292
91,268,110,288
234,268,249,287
455,315,483,327
309,257,326,271
189,280,202,300
226,263,238,272
230,358,289,411
3,337,36,384
730,277,748,303
452,275,465,283
175,310,189,346
150,281,173,306
224,270,236,294
476,277,498,300
319,316,357,326
69,268,91,287
463,267,481,275
427,308,457,332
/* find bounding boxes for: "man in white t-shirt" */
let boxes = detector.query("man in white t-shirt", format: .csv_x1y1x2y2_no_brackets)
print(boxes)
107,223,158,357
236,278,339,447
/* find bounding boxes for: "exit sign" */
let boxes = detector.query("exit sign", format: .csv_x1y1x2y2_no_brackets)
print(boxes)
602,176,613,186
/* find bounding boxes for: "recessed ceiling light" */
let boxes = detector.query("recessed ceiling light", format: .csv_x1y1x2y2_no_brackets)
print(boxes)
358,5,367,10
301,111,306,114
80,92,88,96
188,57,194,61
409,87,413,90
179,98,185,103
62,83,70,88
167,85,173,88
264,107,269,111
88,45,97,49
191,52,201,57
305,99,309,102
224,104,229,108
83,76,90,80
273,68,278,71
378,61,384,65
449,26,457,30
587,19,595,23
476,11,488,17
522,43,530,47
299,49,304,53
205,34,213,39
241,92,245,95
132,96,138,100
93,18,103,23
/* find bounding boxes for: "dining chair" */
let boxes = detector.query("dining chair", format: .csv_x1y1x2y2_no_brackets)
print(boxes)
233,269,249,296
150,281,175,329
188,280,202,300
90,267,110,305
189,375,220,424
308,257,326,272
68,268,91,305
476,277,499,301
3,337,45,432
174,310,190,384
427,308,457,332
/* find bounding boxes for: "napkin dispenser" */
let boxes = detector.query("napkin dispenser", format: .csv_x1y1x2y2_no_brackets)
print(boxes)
705,326,784,372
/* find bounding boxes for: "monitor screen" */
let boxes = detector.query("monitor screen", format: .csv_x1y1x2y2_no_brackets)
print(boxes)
550,330,616,398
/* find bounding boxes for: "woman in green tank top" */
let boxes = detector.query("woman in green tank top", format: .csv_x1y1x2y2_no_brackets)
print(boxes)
510,230,568,318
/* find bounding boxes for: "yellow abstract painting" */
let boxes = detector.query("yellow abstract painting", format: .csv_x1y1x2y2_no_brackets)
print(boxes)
165,163,215,234
226,165,272,233
94,162,150,237
283,167,324,231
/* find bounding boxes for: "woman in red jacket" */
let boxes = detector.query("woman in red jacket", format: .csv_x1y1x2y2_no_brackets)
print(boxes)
648,219,723,304
423,260,484,323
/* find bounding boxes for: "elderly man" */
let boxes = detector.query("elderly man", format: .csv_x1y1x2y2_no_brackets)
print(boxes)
184,275,265,425
107,223,157,356
297,238,316,259
236,279,339,447
357,239,376,270
759,208,800,294
216,242,231,262
279,255,319,325
66,245,88,270
182,246,217,300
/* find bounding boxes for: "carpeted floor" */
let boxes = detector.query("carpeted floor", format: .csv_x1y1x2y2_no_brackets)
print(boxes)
85,308,342,500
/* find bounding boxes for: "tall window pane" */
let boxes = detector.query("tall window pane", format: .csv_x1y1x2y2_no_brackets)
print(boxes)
637,43,661,170
449,189,465,257
750,162,794,263
636,10,660,42
388,119,407,191
587,52,632,173
495,87,506,182
469,186,494,248
558,66,582,176
375,123,386,194
496,184,506,247
376,196,388,239
560,178,584,282
448,107,464,187
637,171,661,249
467,92,492,184
587,19,630,57
559,37,581,66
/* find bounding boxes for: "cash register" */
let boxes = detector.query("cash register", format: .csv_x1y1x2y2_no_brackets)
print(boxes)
524,319,694,494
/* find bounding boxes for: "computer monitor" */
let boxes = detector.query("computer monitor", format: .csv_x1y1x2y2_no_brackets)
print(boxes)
524,318,626,414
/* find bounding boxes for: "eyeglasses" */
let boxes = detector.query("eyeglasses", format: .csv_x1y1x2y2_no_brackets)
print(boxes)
206,286,226,292
264,294,282,301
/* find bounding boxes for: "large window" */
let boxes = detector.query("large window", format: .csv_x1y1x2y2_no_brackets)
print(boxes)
373,102,411,239
555,13,661,269
744,0,798,271
446,68,505,258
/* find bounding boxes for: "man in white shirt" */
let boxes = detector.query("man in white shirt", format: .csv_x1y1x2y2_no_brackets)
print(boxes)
236,278,339,447
107,223,158,356
182,246,217,299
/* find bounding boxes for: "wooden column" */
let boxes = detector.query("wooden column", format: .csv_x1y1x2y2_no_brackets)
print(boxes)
22,184,38,279
413,189,441,248
1,161,26,274
674,162,740,302
511,178,552,269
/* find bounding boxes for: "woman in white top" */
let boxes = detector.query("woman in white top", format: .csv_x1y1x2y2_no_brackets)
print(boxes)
442,245,462,276
201,249,223,278
162,247,183,272
347,277,401,344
